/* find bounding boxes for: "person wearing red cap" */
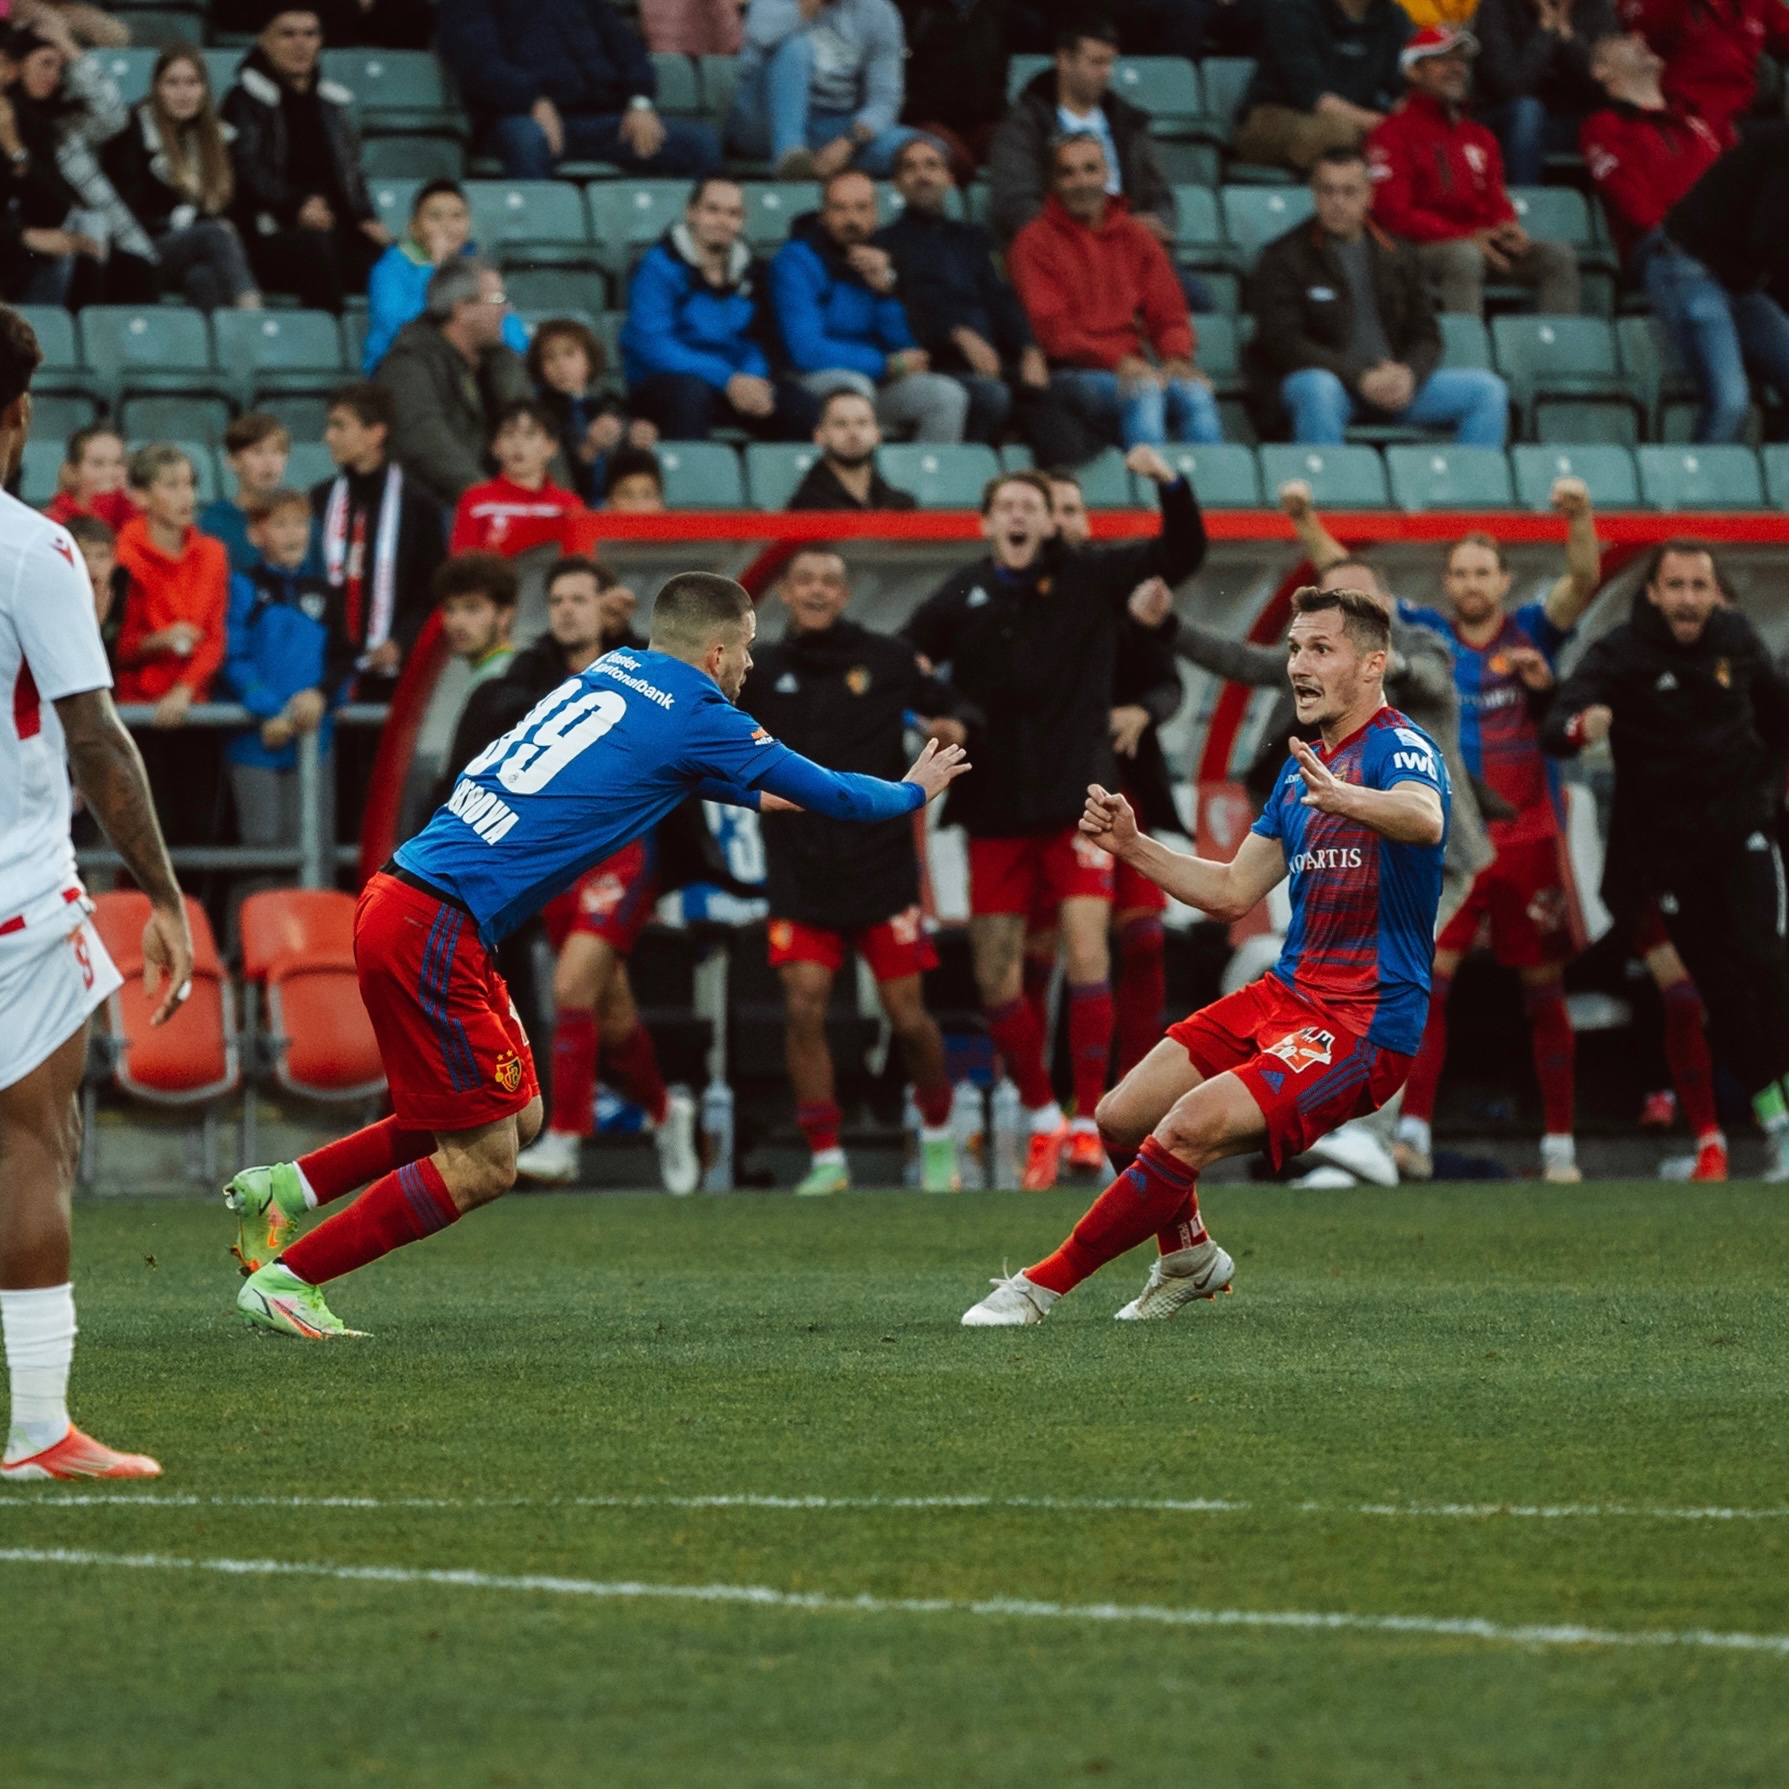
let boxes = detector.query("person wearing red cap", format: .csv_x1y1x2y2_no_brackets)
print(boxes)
1615,0,1789,148
1368,26,1580,317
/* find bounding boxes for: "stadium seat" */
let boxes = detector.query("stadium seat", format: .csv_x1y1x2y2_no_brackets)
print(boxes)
260,395,331,443
285,441,340,489
651,52,703,115
506,265,612,316
362,133,466,181
877,444,1001,507
28,393,98,442
1197,56,1255,143
1076,447,1136,507
466,180,597,267
21,439,63,507
320,49,457,135
1490,315,1638,438
1159,443,1261,507
95,47,158,106
1763,444,1789,510
1154,140,1221,188
1220,185,1314,269
119,394,232,447
16,306,85,394
1510,444,1639,511
1384,445,1514,511
656,442,744,507
1256,444,1388,508
745,443,821,509
1616,315,1703,442
367,176,424,238
80,305,218,405
1507,186,1610,268
698,54,738,122
1172,184,1227,271
1192,310,1245,395
204,48,244,98
743,183,821,248
1635,445,1764,510
587,180,688,276
116,7,202,50
1113,57,1201,134
1437,313,1492,371
213,309,347,407
1006,53,1051,101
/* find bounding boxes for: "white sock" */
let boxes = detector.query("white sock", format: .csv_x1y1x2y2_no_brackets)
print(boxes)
1068,1115,1098,1137
1027,1101,1065,1136
1540,1133,1576,1167
1396,1116,1432,1154
294,1162,319,1209
2,1283,76,1461
811,1146,846,1168
919,1123,953,1144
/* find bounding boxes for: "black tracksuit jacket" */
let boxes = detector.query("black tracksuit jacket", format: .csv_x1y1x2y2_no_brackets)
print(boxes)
1113,617,1184,835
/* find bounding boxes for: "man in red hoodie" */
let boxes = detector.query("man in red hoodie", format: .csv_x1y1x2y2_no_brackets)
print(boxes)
1368,25,1580,316
449,398,587,556
1009,133,1224,448
1617,0,1789,147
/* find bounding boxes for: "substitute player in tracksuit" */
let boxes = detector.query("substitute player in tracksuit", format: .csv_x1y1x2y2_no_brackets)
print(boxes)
741,546,976,1195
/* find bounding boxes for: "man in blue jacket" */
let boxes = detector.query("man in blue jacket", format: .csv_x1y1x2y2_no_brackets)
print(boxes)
622,176,822,442
438,0,720,180
769,169,968,441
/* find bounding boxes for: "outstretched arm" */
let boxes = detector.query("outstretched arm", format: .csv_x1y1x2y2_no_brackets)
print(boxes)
1081,785,1285,921
1288,736,1444,846
1543,476,1602,632
1278,479,1350,574
751,737,969,819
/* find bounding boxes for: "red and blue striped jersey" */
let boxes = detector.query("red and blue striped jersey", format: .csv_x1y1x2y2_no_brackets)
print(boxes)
1251,707,1448,1055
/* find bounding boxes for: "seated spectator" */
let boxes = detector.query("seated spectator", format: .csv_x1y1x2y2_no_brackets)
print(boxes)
638,0,742,54
987,21,1174,251
533,315,659,504
727,0,928,179
63,512,125,652
1009,135,1223,450
1368,26,1580,316
363,179,530,374
437,0,720,181
1616,0,1789,148
787,386,918,509
0,27,104,305
450,397,587,554
378,256,536,508
1234,0,1411,173
897,0,1012,178
1473,0,1618,186
770,169,968,442
200,412,291,574
433,550,519,689
602,445,666,510
222,8,391,312
623,176,820,445
1248,144,1510,443
218,487,357,860
45,423,136,530
101,45,263,314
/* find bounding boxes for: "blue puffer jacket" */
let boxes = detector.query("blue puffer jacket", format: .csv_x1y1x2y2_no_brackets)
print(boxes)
437,0,655,121
622,226,776,391
219,559,356,771
769,212,914,380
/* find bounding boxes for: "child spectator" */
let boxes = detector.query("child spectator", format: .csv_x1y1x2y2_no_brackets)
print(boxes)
62,511,124,646
200,412,292,572
450,397,588,555
45,424,136,530
602,445,666,511
433,550,519,690
529,316,657,506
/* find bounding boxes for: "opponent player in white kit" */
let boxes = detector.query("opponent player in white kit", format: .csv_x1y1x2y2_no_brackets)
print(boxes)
0,307,194,1480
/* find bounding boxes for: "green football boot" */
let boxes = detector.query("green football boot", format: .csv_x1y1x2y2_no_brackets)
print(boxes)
920,1134,961,1192
223,1161,309,1275
237,1263,367,1339
794,1157,851,1197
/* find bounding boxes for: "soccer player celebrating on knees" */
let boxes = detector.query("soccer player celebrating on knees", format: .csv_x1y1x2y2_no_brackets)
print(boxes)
903,449,1204,1189
0,306,195,1477
741,547,974,1194
963,586,1447,1325
227,573,969,1338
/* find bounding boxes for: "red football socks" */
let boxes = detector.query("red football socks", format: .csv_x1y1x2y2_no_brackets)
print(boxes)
281,1156,459,1286
1155,1197,1208,1257
1399,969,1452,1124
605,1022,669,1126
1114,916,1166,1079
297,1116,435,1207
1067,980,1114,1122
1022,954,1054,1047
549,1010,598,1136
985,996,1054,1110
1524,980,1575,1135
1027,1137,1202,1296
1662,978,1719,1140
798,1100,841,1154
915,1078,953,1129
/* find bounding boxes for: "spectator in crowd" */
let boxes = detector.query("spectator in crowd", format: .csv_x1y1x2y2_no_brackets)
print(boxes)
896,0,1011,177
433,550,518,691
786,387,917,508
214,0,436,45
102,45,264,314
437,0,720,181
621,175,820,444
45,423,136,530
533,315,658,505
986,21,1174,249
638,0,741,53
1368,27,1581,317
1009,134,1223,450
222,8,391,312
8,0,128,51
0,27,104,305
1248,145,1510,444
1615,0,1789,148
1473,0,1618,185
63,513,125,645
1233,0,1411,173
218,486,356,864
378,256,535,508
726,0,926,179
603,444,666,509
450,397,587,555
363,178,529,374
201,413,292,575
771,169,969,441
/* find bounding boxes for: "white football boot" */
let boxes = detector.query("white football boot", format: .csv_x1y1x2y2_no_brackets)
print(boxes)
961,1269,1058,1327
655,1087,699,1195
1113,1239,1235,1320
515,1127,581,1184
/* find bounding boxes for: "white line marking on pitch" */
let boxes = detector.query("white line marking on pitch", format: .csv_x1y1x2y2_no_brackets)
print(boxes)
1,1545,1783,1657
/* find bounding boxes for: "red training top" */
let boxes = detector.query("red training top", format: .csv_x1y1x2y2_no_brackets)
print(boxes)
44,489,139,533
1580,101,1724,264
1366,91,1516,243
449,475,586,557
1617,0,1789,146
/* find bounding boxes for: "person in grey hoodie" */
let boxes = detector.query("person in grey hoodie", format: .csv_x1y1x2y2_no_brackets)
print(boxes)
725,0,933,179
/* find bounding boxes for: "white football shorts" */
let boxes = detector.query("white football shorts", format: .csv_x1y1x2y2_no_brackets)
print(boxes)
0,909,122,1092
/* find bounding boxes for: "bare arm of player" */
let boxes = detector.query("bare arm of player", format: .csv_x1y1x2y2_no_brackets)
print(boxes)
1081,785,1286,922
1289,737,1444,846
56,688,194,1026
1277,479,1349,574
1542,477,1602,631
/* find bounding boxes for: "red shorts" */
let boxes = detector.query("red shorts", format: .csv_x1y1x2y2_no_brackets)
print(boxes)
1024,856,1164,937
1436,834,1583,968
1168,976,1411,1169
768,905,938,984
970,827,1114,918
541,838,658,958
354,872,539,1132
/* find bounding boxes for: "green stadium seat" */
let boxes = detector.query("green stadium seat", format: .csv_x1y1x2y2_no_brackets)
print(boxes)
506,265,611,317
1076,448,1136,507
1490,314,1638,437
1763,444,1789,509
1172,184,1226,268
1385,445,1514,511
1616,315,1702,441
999,444,1035,471
259,395,332,443
1635,445,1764,510
285,441,339,490
745,443,821,509
121,9,204,50
1192,310,1245,395
21,440,65,507
80,306,217,404
213,309,347,405
320,49,456,135
362,134,465,181
1220,185,1313,268
1507,187,1609,267
28,394,99,442
1257,444,1388,508
341,309,368,375
1155,141,1221,187
656,442,744,508
651,52,702,115
16,306,86,393
1159,443,1260,507
1113,57,1201,134
119,394,232,447
743,183,821,247
466,180,596,267
589,180,693,275
95,48,158,106
1197,57,1255,143
1510,445,1639,511
877,444,1001,507
1533,401,1638,446
367,177,425,239
1437,313,1492,370
698,54,738,122
594,312,625,390
1006,54,1051,102
205,49,245,97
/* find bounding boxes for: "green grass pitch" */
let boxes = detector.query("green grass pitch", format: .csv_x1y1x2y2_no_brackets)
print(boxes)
5,1183,1789,1787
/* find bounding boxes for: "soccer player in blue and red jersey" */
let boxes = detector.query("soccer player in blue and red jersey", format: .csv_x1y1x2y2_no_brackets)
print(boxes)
962,584,1448,1325
1393,482,1603,1184
225,572,969,1339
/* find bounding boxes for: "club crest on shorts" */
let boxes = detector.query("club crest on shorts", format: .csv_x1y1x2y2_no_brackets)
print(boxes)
493,1050,524,1094
1265,1026,1335,1073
